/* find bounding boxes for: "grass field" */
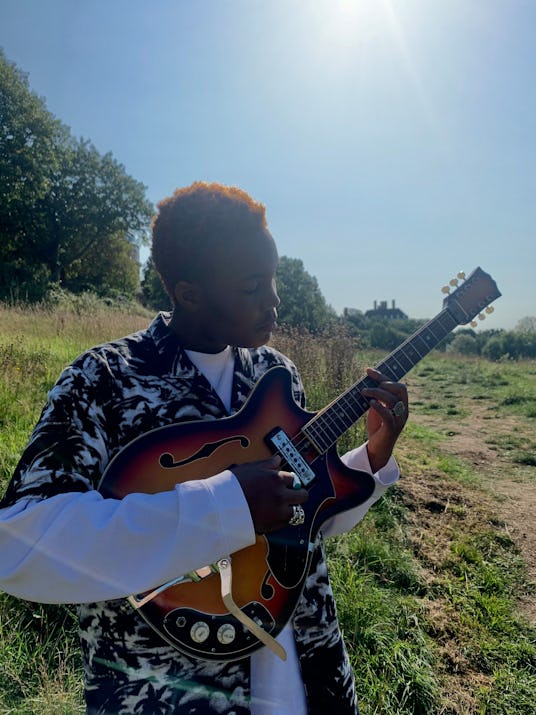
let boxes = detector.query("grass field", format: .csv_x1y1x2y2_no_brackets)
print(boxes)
0,305,535,714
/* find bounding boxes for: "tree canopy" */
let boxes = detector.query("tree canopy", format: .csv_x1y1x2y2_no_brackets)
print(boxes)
275,256,336,332
0,50,153,301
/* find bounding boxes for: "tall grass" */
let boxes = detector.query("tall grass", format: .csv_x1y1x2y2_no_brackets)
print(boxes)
1,306,535,713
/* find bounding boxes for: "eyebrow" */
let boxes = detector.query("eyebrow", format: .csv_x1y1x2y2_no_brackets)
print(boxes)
239,270,274,281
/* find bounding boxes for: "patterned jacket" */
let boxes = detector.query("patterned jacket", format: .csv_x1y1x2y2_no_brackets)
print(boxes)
2,313,358,714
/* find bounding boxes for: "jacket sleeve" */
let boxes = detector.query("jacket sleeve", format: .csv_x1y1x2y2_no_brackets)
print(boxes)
0,472,255,604
0,358,255,604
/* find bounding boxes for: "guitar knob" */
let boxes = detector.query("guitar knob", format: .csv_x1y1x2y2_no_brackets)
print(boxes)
190,621,210,643
217,623,236,644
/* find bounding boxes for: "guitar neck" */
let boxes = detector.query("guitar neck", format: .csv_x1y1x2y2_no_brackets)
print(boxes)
302,308,458,454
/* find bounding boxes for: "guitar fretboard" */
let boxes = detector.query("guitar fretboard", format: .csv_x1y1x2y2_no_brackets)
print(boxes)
302,309,458,454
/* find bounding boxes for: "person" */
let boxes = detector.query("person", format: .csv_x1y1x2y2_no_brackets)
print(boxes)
0,182,408,715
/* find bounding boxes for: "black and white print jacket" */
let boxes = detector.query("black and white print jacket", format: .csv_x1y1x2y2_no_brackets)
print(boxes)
2,313,358,715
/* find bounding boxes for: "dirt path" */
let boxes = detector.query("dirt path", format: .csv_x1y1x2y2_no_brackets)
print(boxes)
405,372,536,624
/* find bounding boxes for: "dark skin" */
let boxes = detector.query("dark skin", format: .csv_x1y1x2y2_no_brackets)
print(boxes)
169,231,408,533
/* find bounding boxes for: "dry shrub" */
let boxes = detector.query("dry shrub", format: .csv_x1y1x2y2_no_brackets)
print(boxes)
272,323,365,409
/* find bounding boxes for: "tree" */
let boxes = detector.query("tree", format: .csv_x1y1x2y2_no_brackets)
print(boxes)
0,50,153,300
141,257,172,311
276,256,336,332
0,49,68,298
515,316,536,333
482,335,507,361
446,333,479,356
31,138,152,287
65,232,140,296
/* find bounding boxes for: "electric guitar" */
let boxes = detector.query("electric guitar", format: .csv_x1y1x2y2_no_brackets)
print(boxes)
99,267,501,661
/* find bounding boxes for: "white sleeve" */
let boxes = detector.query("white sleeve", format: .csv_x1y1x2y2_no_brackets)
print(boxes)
0,470,255,604
320,443,399,538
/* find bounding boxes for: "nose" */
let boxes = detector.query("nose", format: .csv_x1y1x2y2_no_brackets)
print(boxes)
266,279,280,310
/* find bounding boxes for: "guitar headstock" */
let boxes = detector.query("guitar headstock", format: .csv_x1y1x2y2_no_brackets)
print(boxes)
441,268,501,327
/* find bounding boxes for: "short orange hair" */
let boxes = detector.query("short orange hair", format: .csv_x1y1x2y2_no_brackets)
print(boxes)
152,182,270,301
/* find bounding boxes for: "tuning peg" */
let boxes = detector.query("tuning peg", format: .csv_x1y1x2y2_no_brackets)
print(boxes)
485,306,494,314
470,321,478,327
478,313,486,321
449,278,459,287
441,285,450,294
457,271,466,280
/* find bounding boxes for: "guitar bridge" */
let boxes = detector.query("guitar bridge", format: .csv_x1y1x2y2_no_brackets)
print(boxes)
266,428,315,487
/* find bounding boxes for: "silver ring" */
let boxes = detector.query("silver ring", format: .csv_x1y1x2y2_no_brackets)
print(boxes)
392,400,406,418
289,505,305,526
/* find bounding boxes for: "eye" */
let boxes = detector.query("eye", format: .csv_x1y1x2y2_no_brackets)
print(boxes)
240,283,260,295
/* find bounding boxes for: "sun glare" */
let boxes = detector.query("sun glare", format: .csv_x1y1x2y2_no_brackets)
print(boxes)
301,0,436,132
318,0,388,45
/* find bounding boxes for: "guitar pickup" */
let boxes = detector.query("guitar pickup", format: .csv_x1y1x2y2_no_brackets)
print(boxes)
266,428,316,487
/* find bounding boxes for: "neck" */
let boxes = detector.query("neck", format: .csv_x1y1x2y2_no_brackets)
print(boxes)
168,311,227,353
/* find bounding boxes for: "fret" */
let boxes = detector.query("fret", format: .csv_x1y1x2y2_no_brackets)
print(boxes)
331,397,360,427
399,342,421,363
426,322,444,341
388,349,414,373
380,359,405,381
303,419,333,454
437,311,458,334
408,332,431,357
343,389,369,417
427,318,453,343
314,411,347,446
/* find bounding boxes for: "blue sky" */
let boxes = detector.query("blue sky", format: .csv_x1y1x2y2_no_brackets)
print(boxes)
1,0,534,329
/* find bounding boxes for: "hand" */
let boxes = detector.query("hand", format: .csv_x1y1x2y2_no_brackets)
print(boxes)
233,455,308,534
361,368,409,473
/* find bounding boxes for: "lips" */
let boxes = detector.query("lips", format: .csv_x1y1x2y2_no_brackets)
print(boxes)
257,312,278,333
257,319,277,333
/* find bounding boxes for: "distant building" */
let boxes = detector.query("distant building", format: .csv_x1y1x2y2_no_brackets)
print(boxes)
365,299,407,320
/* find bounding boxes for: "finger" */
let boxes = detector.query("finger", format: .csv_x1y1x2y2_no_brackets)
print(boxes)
280,471,301,488
365,368,407,394
366,367,399,385
278,474,308,500
291,488,309,504
365,387,407,407
366,367,389,381
266,454,281,468
369,398,395,419
369,398,407,429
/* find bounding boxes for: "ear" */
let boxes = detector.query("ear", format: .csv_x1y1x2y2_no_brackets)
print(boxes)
173,280,203,312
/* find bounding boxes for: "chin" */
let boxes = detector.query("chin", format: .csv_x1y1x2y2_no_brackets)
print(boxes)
235,334,270,349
